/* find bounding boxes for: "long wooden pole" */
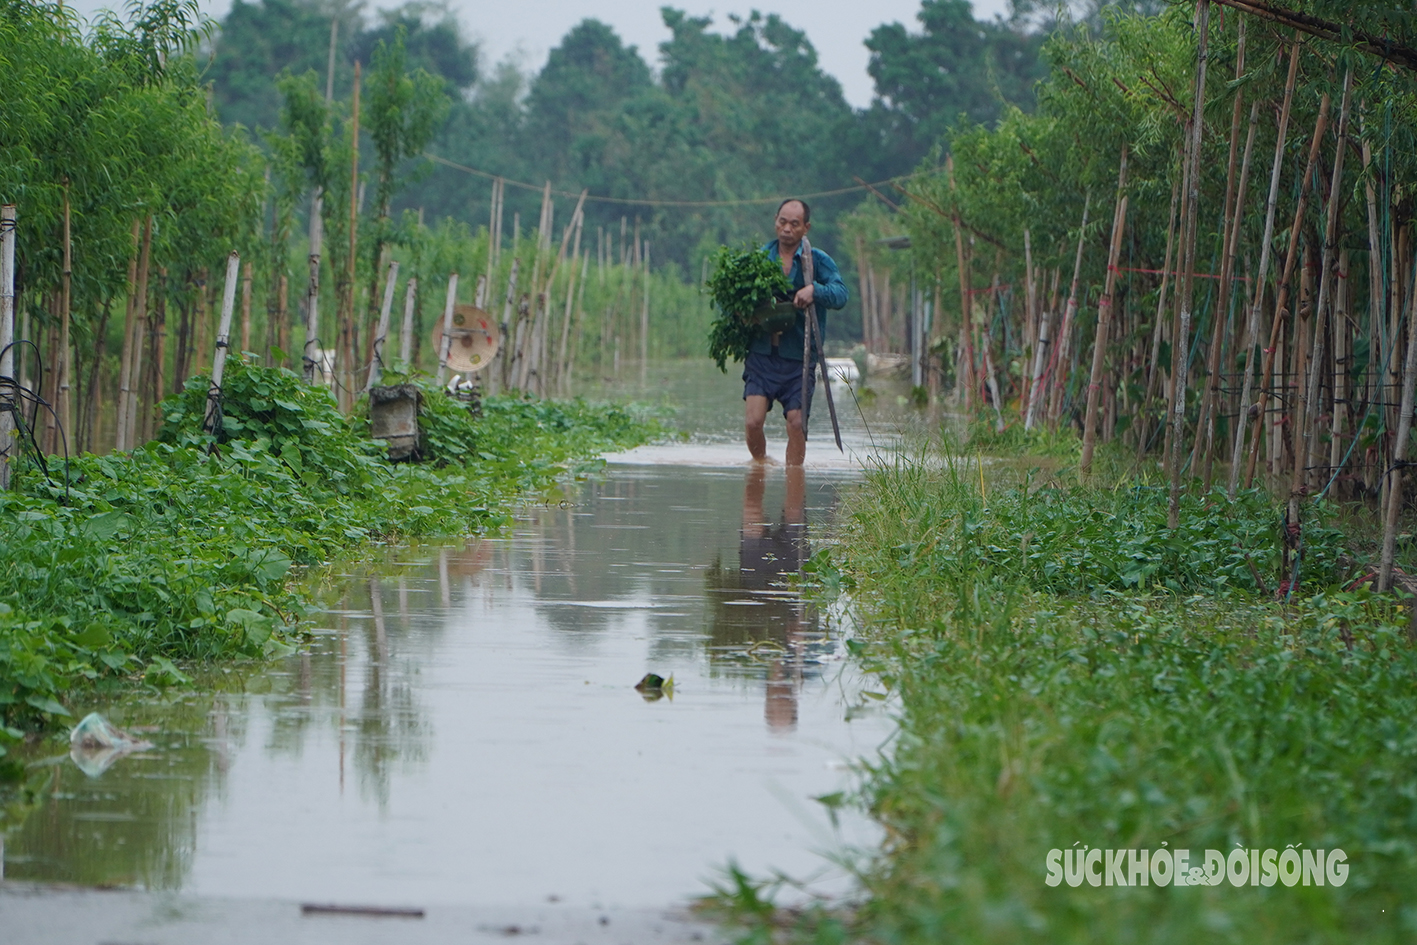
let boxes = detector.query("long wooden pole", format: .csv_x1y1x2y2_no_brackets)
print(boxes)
399,276,417,365
1242,90,1331,488
1166,0,1211,529
303,204,323,383
1137,178,1180,458
114,219,142,450
1298,70,1353,497
1201,98,1260,488
204,252,241,435
1080,149,1129,479
435,272,458,384
1380,260,1417,592
1193,20,1246,488
57,182,73,454
344,60,361,407
123,217,153,450
1229,38,1302,496
1046,194,1092,428
0,206,14,489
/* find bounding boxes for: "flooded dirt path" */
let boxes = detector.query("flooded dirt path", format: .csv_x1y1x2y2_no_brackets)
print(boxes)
3,360,918,931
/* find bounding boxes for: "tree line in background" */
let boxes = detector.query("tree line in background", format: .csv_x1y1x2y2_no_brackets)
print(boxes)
0,0,1068,468
208,0,1054,284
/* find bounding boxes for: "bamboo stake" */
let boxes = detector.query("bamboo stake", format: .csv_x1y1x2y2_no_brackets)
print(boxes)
945,156,976,408
499,257,520,388
145,271,167,441
1138,179,1181,458
1229,39,1302,495
1361,133,1384,442
436,272,458,383
1167,0,1211,529
341,60,361,410
1081,148,1130,479
240,263,253,353
303,204,323,383
399,277,417,365
204,252,241,435
641,241,651,373
81,300,109,455
1195,21,1249,489
0,206,13,488
114,219,141,451
1299,70,1353,498
980,275,1004,431
1021,229,1037,416
1379,258,1417,592
566,250,591,393
555,217,584,390
367,260,399,389
1330,250,1349,484
1201,98,1260,488
1045,195,1092,428
57,183,73,453
1243,89,1331,488
275,274,289,359
123,217,153,451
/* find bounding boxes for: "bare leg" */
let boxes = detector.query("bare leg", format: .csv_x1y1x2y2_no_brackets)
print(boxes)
785,408,806,466
745,395,770,461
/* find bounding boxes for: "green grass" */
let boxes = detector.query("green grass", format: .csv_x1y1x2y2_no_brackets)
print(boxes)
712,446,1417,944
0,360,660,760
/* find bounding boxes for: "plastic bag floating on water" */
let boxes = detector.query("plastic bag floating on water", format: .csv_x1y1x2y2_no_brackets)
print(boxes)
69,712,154,777
634,673,674,702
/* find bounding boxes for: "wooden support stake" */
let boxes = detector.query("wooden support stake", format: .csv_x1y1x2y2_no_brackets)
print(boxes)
1229,38,1302,495
367,260,399,389
436,272,459,383
399,277,417,365
1081,149,1130,479
0,206,14,488
1243,88,1331,488
204,252,241,435
1167,0,1212,529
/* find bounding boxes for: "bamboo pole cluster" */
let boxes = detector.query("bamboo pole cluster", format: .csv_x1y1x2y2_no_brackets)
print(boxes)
879,2,1417,589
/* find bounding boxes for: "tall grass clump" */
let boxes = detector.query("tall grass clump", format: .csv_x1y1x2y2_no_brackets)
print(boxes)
716,448,1417,944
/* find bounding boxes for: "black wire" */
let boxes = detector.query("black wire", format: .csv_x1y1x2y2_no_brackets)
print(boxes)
0,339,72,501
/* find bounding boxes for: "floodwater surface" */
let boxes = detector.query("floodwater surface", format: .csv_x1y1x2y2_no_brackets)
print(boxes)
3,359,912,915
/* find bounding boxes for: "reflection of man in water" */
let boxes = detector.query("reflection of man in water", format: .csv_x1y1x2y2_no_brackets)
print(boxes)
739,465,808,731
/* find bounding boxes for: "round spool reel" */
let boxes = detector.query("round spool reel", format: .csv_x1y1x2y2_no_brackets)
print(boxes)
432,304,499,373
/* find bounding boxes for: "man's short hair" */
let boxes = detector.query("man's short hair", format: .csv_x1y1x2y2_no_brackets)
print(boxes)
776,198,811,224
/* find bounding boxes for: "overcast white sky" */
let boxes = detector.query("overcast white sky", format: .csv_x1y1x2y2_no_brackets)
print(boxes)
61,0,1013,108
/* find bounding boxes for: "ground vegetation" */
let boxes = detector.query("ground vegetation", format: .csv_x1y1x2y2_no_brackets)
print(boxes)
0,358,657,767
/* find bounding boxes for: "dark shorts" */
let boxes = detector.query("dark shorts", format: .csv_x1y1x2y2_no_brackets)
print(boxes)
743,350,816,416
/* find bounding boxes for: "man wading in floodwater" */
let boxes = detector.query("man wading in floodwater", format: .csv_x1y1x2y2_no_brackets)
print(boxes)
743,199,848,465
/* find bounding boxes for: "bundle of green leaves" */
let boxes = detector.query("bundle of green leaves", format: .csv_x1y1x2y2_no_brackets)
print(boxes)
704,245,792,371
